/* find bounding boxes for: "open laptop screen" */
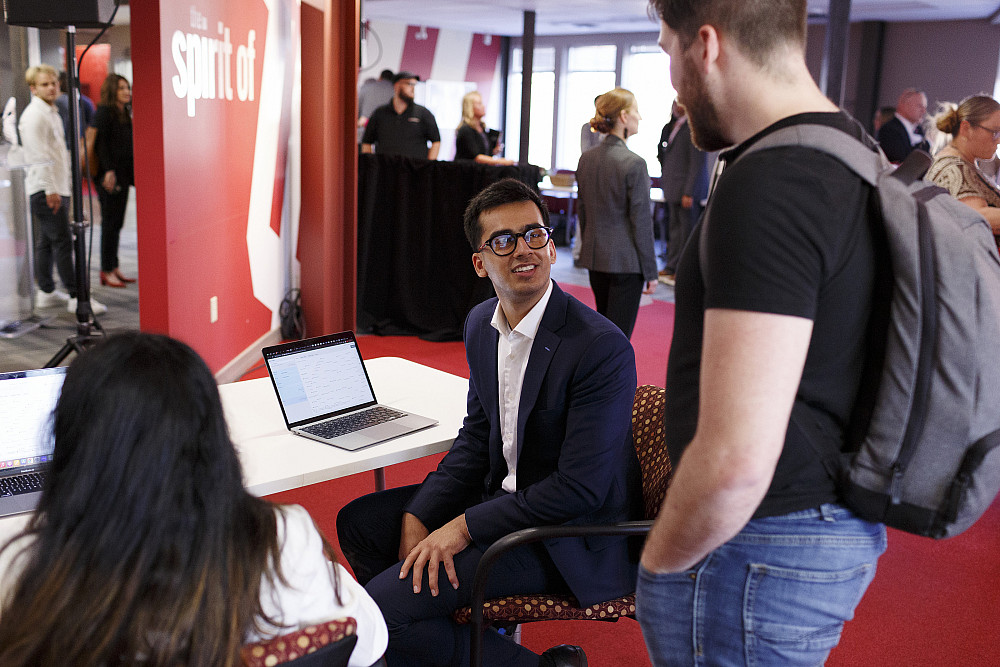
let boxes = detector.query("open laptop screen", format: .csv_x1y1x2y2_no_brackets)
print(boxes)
0,366,65,476
263,333,378,427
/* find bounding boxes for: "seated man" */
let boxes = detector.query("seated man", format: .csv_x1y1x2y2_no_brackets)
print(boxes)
338,178,641,667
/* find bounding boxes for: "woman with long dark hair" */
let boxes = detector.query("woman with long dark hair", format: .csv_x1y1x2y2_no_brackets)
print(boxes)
0,333,387,666
93,73,135,288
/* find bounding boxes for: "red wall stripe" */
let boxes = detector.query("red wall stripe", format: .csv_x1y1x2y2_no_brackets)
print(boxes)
465,34,501,107
399,25,439,80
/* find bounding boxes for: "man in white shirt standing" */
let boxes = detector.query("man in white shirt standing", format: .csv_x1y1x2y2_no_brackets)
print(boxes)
876,88,930,163
19,64,105,315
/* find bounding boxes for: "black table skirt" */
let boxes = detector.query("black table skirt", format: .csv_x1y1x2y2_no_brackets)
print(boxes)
357,155,543,341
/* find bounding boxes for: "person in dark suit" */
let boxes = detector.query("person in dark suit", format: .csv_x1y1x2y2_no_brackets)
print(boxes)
877,89,930,163
575,87,658,338
657,102,708,285
337,178,641,667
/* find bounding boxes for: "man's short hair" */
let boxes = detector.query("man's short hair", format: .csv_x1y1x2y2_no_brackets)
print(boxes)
25,64,58,87
463,178,549,250
648,0,807,66
380,69,394,80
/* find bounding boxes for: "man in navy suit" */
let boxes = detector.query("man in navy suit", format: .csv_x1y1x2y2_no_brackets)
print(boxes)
877,88,930,163
338,178,641,667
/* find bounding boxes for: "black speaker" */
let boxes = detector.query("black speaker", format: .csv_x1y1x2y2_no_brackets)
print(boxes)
3,0,116,29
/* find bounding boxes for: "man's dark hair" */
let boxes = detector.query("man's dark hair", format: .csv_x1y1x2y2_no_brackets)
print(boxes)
463,178,549,250
380,69,394,80
648,0,807,66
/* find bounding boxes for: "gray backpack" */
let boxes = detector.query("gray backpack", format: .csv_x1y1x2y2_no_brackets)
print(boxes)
735,123,1000,538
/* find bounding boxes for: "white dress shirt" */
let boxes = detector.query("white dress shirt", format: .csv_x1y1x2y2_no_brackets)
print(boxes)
895,113,925,147
19,95,71,198
491,279,554,493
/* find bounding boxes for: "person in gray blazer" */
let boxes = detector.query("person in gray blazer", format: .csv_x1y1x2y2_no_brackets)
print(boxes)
659,103,709,283
575,87,658,338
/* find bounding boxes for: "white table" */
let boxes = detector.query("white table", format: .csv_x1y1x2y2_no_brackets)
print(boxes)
0,357,468,543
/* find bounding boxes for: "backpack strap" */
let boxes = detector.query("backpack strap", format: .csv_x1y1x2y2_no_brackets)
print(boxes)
735,123,885,185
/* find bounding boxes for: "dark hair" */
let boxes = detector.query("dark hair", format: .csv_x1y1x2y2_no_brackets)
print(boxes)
463,178,549,249
99,73,131,122
0,333,331,666
380,69,394,80
648,0,807,66
934,95,1000,136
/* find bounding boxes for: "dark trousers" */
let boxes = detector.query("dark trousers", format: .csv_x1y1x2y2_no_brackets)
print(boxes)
30,192,76,296
98,185,129,272
337,485,570,667
588,271,644,338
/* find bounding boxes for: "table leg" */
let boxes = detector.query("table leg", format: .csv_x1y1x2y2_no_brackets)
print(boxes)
373,467,387,491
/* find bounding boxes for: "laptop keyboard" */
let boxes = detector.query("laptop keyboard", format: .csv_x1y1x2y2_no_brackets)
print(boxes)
302,406,406,439
0,472,47,497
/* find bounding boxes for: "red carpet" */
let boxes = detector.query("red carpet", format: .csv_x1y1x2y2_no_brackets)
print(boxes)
256,281,1000,665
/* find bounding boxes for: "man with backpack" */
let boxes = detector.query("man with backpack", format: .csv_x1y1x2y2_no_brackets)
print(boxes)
636,1,889,664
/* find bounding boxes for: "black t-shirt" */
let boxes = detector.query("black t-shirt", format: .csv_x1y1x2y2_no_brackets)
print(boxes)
664,111,880,518
455,123,490,160
361,102,440,159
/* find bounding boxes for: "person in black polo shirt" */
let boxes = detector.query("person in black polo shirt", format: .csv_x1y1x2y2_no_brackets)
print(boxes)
361,71,441,160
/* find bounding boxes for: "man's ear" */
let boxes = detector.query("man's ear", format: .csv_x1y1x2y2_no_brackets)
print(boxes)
695,25,721,74
472,252,488,278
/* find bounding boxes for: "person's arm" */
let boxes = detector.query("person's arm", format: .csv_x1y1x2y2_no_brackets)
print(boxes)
473,154,514,166
360,143,374,154
626,157,658,282
640,308,813,573
957,195,1000,234
360,113,378,153
18,105,58,200
427,141,440,160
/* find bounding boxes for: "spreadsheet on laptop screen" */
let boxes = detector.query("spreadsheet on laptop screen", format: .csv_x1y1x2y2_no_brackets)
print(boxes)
0,368,65,470
267,341,376,424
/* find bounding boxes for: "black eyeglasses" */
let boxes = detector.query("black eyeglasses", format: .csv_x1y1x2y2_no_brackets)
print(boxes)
973,124,1000,140
477,226,553,256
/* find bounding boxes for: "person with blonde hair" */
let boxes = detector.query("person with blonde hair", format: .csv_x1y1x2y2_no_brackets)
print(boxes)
575,87,657,338
454,90,513,165
926,94,1000,246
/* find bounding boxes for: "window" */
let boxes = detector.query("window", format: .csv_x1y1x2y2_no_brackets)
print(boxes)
622,45,674,178
505,47,556,170
557,45,617,171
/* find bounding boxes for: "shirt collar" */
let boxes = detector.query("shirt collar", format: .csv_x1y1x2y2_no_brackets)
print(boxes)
490,279,554,340
895,113,918,135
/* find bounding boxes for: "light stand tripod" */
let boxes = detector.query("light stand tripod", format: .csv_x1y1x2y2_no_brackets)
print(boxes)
45,25,104,367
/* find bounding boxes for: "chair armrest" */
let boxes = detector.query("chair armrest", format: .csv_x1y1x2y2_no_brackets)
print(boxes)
470,521,652,666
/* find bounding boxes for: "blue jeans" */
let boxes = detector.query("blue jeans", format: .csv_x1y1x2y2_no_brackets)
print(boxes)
636,504,887,666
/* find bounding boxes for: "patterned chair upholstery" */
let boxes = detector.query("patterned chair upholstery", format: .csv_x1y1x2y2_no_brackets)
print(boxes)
456,385,672,665
241,617,359,667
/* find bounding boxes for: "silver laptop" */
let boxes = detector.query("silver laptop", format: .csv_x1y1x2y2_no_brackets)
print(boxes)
262,332,438,451
0,366,66,517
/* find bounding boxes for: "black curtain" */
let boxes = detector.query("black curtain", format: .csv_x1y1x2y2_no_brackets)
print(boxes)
357,154,542,341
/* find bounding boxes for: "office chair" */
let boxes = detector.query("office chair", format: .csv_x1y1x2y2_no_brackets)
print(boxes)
454,384,672,666
241,617,359,667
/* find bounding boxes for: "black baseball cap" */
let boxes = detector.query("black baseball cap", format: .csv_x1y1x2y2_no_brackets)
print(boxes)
393,71,421,83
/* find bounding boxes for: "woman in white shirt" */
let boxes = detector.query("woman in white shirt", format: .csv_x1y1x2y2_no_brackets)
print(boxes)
0,333,387,667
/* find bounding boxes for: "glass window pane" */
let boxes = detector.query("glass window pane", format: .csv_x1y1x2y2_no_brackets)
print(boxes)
622,48,675,178
505,71,556,171
512,47,555,73
556,71,616,171
567,45,616,72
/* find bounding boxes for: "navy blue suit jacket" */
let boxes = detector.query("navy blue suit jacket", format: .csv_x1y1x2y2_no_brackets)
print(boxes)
405,282,642,606
877,116,929,163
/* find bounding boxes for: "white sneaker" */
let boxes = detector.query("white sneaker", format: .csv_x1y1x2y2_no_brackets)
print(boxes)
67,296,108,315
35,288,70,308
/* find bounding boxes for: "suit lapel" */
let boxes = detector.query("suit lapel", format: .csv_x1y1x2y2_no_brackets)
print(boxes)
516,284,567,458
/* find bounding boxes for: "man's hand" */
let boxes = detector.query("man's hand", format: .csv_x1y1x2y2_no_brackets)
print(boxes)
45,193,61,212
643,279,658,294
399,514,472,596
681,195,694,209
102,170,117,193
398,512,430,561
